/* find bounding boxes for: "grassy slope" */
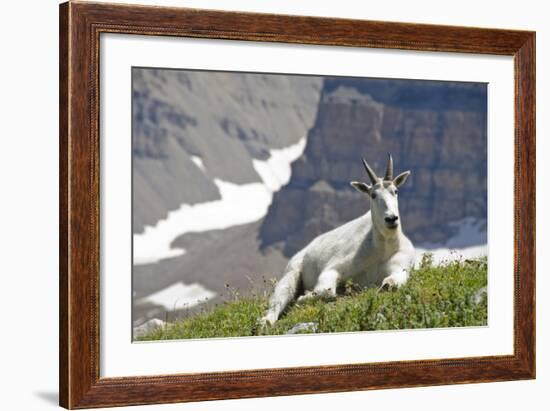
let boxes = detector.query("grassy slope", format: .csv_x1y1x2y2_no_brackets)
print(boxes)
138,255,487,341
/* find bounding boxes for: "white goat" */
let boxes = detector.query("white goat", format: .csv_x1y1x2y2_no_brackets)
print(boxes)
261,155,415,325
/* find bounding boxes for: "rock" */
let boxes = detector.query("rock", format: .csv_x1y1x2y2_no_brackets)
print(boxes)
473,286,488,305
285,322,319,334
376,313,387,323
133,318,166,338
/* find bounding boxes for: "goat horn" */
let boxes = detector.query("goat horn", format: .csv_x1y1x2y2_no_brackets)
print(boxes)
384,153,393,181
362,157,378,184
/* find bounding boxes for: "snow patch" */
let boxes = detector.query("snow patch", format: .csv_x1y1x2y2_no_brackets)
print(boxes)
252,137,306,191
138,282,216,312
414,217,487,266
133,137,307,265
190,155,205,172
414,244,487,266
133,180,272,264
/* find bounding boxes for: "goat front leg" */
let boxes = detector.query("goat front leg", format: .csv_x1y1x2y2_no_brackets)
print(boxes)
298,269,341,303
378,252,412,292
379,269,409,291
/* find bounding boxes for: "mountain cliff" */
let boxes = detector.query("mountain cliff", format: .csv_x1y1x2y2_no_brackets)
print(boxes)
260,79,487,256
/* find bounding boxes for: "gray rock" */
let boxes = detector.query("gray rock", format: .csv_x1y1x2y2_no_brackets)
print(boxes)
473,286,488,305
133,318,166,339
285,322,319,334
376,313,387,323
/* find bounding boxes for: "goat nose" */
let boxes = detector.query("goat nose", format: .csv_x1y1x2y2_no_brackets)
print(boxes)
385,215,399,223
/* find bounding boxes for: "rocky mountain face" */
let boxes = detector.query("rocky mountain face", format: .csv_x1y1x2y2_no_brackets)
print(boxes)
260,78,487,256
132,68,322,233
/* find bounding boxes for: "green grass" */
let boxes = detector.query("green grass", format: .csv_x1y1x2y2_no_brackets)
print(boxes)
138,254,487,341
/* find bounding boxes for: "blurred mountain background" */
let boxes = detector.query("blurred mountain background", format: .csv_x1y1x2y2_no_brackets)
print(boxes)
132,68,487,329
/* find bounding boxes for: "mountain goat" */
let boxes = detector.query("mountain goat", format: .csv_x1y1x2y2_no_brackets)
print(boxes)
261,155,415,325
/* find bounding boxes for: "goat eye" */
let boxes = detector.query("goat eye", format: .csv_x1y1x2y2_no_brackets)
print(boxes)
371,192,377,199
394,189,398,195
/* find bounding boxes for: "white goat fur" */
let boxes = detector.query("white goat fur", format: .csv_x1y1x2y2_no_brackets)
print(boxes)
261,155,415,325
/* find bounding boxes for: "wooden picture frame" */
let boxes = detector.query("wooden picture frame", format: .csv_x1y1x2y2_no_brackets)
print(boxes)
59,1,535,408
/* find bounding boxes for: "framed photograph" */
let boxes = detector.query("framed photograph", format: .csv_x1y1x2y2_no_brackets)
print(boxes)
59,1,535,408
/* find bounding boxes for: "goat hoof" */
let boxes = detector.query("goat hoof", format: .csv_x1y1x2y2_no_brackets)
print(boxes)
378,281,394,293
297,291,315,303
258,316,275,328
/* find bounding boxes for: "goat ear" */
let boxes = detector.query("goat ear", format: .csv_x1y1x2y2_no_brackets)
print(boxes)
393,171,411,188
350,181,372,195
